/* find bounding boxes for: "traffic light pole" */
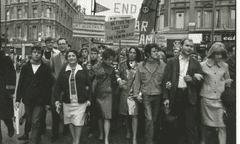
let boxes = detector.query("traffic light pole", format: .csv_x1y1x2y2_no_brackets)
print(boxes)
4,0,7,50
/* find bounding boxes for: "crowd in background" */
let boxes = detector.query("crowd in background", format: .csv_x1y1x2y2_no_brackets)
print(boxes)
0,36,236,144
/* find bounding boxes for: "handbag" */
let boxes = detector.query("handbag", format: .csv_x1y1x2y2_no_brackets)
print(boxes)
162,107,177,127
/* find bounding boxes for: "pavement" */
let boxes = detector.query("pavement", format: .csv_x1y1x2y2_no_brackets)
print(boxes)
1,111,148,144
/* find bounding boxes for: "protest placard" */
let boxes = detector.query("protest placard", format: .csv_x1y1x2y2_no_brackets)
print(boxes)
105,18,135,41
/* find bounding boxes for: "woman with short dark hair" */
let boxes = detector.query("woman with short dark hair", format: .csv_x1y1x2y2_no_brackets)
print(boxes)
92,48,118,144
54,49,91,144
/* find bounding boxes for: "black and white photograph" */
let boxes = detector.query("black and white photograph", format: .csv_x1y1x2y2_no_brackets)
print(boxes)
0,0,237,144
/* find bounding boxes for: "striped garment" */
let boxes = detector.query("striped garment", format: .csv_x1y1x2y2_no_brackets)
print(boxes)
70,69,76,95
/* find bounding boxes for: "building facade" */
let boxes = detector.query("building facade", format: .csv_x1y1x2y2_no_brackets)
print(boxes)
1,0,84,55
155,0,236,51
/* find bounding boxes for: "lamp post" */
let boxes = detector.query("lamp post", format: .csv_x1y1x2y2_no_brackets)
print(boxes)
211,0,216,44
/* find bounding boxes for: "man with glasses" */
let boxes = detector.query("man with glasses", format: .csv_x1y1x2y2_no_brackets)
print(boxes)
50,37,69,142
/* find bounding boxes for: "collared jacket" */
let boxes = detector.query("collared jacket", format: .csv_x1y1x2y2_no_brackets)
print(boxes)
53,64,92,104
134,60,166,97
162,56,203,106
16,60,53,106
200,58,230,99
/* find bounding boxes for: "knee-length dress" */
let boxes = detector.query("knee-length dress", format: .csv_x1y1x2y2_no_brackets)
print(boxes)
92,62,118,119
200,59,230,127
118,60,138,115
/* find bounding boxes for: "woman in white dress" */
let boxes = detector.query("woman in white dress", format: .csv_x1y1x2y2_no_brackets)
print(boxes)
54,50,91,144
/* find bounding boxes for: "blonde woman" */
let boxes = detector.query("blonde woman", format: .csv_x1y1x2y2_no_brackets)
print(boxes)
198,42,232,144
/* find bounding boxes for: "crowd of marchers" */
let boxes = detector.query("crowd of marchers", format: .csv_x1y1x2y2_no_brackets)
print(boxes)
0,37,236,144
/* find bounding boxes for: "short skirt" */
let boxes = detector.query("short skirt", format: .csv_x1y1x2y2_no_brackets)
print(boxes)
63,101,87,126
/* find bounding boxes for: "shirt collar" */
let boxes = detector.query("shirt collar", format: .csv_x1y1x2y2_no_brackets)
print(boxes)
206,58,222,68
65,64,83,72
179,54,190,61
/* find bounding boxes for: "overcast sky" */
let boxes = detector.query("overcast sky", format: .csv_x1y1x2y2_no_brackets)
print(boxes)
78,0,142,19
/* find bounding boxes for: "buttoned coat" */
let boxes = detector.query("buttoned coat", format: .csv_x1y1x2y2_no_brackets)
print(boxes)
162,56,203,106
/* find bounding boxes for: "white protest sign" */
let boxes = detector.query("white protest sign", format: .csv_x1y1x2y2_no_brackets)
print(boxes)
105,18,135,41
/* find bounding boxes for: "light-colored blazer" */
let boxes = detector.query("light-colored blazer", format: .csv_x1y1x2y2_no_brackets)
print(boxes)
51,52,67,80
200,58,230,99
42,49,60,66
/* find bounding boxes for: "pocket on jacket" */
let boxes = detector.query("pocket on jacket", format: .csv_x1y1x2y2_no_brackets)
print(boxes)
140,71,147,82
156,71,163,84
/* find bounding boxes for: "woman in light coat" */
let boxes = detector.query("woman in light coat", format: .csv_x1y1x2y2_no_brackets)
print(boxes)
198,42,232,144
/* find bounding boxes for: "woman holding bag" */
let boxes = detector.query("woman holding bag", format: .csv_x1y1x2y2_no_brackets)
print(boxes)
54,50,91,144
199,42,232,144
117,47,141,144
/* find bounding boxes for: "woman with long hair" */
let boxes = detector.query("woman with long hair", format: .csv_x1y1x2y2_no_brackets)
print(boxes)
54,50,91,144
118,47,141,144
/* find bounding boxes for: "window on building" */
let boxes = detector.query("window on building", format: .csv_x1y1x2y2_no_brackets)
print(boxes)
7,11,10,20
215,10,220,28
6,28,9,36
230,9,235,28
203,11,212,28
33,8,37,18
17,9,22,19
175,12,184,29
160,14,164,30
46,8,51,18
17,26,21,38
32,0,38,2
32,26,37,40
46,26,51,37
197,11,201,28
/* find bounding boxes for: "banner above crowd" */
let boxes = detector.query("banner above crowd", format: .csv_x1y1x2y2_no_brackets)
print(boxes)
105,18,135,42
73,15,106,38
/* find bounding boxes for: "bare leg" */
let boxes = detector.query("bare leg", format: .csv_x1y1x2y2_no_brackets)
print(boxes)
218,127,226,144
132,116,138,140
98,119,104,140
200,124,206,144
75,126,83,144
125,116,131,139
104,119,110,144
69,124,75,144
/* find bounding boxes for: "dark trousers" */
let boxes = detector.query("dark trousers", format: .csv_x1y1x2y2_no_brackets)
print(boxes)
0,118,14,142
25,105,44,144
51,105,68,137
172,88,198,144
143,95,161,144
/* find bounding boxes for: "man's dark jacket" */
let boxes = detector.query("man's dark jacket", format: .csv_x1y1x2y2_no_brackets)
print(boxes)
16,60,53,106
162,56,203,106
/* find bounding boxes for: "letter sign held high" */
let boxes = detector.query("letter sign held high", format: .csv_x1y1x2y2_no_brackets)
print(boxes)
131,4,137,14
114,3,121,13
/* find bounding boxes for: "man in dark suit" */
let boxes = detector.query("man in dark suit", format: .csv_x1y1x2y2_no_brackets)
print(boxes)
162,38,203,144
